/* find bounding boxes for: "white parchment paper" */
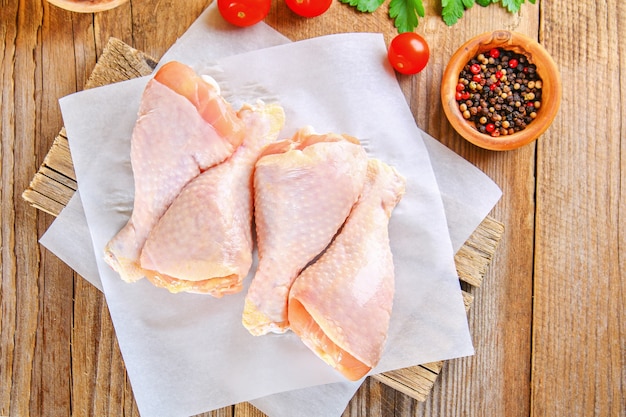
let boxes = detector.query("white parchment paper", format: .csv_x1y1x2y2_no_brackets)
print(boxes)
41,4,502,416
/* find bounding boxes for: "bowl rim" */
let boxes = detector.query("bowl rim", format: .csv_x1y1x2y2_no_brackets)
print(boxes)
47,0,129,13
441,30,562,151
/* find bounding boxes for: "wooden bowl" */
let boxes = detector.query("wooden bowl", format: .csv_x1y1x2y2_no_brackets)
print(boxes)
46,0,129,13
441,30,561,151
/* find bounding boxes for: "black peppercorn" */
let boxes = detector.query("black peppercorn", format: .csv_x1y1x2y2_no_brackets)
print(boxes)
455,47,543,137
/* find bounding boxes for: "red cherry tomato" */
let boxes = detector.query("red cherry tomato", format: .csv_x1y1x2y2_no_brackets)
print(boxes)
387,32,430,75
285,0,332,17
217,0,271,27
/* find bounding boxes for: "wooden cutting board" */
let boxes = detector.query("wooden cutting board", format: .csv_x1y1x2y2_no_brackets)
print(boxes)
22,37,504,403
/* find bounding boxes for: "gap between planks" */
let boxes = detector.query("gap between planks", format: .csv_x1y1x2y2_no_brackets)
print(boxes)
22,37,505,404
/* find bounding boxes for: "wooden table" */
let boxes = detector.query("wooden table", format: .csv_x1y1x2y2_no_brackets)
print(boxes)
1,1,624,416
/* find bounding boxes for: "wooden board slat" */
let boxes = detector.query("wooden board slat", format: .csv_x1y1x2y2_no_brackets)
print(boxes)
454,215,505,287
21,188,68,217
42,129,75,181
22,37,504,404
83,37,157,89
373,366,441,401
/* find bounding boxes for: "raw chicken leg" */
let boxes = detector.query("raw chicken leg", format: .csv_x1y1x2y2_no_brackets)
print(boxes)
104,61,245,283
139,102,285,295
288,159,406,381
242,128,368,335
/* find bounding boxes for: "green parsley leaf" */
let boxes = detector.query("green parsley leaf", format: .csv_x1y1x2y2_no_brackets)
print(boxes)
501,0,524,13
339,0,385,13
442,0,474,26
388,0,425,33
500,0,536,13
341,0,538,30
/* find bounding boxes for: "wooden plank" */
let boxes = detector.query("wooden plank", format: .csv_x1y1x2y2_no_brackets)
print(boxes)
396,2,539,416
1,2,53,417
533,2,626,417
37,7,102,417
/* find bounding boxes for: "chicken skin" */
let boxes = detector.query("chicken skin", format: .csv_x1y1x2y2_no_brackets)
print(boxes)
288,159,406,381
139,102,285,295
242,128,368,335
104,61,245,283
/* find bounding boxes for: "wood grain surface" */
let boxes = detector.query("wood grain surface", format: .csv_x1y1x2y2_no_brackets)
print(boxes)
1,1,624,417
